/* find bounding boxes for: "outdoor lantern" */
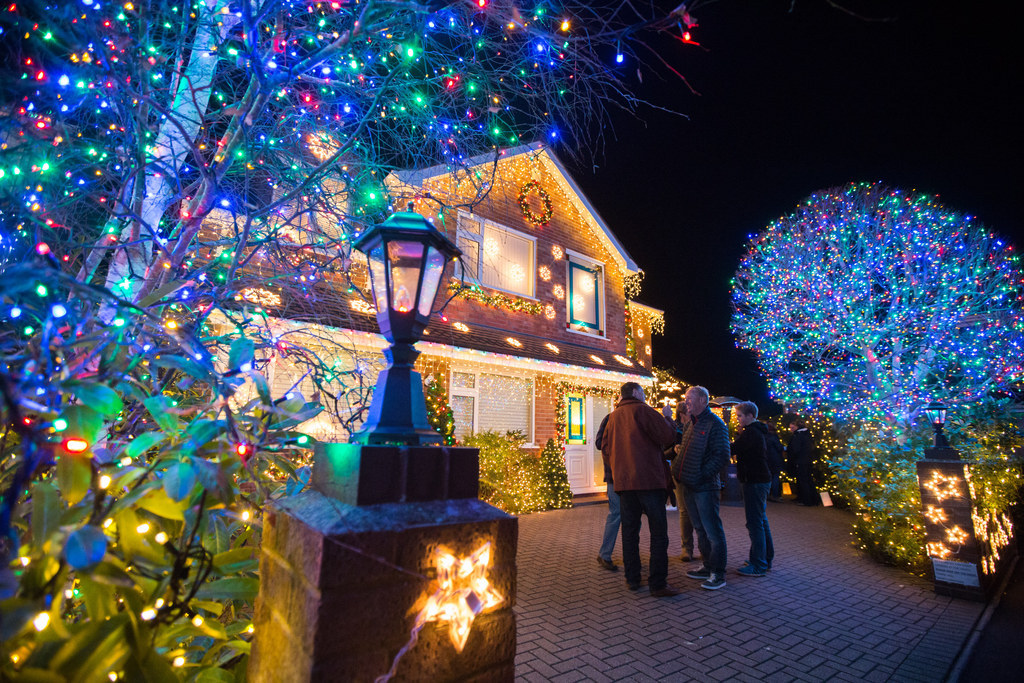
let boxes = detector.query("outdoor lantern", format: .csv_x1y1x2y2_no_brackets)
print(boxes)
352,207,461,445
924,401,950,449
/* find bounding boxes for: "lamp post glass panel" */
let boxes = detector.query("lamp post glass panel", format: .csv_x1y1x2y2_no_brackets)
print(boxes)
354,210,460,445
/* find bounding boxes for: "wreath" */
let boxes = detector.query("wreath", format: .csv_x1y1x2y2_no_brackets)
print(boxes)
518,181,554,226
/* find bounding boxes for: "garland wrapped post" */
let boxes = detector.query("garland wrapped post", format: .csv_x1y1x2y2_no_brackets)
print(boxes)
538,438,574,509
424,374,456,446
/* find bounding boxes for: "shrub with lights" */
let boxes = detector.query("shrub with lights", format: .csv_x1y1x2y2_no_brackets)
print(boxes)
733,183,1024,569
538,438,574,510
424,374,456,446
0,0,700,676
467,430,546,516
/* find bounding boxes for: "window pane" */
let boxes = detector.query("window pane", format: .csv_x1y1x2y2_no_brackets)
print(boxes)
451,371,475,389
457,236,479,280
387,240,425,313
569,262,599,329
367,246,389,313
452,395,475,441
478,374,532,439
461,216,481,235
418,246,446,317
481,226,533,297
566,395,585,443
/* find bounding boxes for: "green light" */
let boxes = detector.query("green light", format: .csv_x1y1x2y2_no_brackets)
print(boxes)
23,326,33,335
54,418,68,431
113,318,125,327
36,284,48,297
297,435,309,445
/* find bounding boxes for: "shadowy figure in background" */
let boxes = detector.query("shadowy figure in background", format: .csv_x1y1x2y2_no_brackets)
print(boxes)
733,401,774,576
660,405,680,510
764,422,786,502
783,414,820,506
603,382,679,597
595,397,620,571
668,403,697,561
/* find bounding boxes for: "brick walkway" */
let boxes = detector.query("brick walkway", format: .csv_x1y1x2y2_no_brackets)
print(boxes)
514,501,983,682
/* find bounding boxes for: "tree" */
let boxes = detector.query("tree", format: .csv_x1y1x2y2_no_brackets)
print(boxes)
1,0,696,676
731,181,1024,431
424,373,455,446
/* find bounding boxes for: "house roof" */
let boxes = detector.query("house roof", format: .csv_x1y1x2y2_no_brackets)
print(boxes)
389,142,640,274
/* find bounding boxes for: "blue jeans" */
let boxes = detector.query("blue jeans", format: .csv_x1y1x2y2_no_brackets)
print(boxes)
743,482,774,572
682,487,727,575
619,489,670,590
599,482,621,561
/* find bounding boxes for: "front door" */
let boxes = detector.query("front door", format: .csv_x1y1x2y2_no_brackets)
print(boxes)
563,394,613,494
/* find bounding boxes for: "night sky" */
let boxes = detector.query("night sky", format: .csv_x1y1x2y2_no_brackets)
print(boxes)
567,0,1023,414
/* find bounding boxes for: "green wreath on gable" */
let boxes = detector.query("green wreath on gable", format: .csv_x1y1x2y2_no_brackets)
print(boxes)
518,181,554,226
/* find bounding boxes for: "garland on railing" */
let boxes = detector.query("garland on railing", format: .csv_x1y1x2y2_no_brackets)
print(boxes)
447,282,546,315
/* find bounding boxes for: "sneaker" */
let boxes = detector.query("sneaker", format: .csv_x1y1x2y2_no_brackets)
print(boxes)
737,565,766,577
742,560,771,572
597,556,618,571
701,573,727,590
686,567,711,580
650,585,681,597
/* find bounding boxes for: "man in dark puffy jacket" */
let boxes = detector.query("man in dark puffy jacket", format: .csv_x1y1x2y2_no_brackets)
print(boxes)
672,385,731,590
603,382,679,597
733,401,774,576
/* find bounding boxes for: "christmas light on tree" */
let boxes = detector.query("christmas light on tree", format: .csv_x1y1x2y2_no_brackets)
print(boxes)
424,373,456,446
732,182,1024,430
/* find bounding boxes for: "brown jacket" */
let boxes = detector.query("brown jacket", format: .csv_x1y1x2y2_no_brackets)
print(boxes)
602,397,677,492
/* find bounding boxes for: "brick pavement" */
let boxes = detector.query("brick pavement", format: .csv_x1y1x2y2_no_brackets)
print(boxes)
514,501,983,682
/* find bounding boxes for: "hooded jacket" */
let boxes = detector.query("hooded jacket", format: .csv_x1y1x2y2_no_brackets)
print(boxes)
601,397,676,492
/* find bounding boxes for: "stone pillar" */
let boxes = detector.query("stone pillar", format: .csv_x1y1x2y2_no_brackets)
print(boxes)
249,445,517,682
916,449,1016,601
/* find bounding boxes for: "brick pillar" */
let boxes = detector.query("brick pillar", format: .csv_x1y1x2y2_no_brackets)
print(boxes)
249,446,517,682
917,450,1016,601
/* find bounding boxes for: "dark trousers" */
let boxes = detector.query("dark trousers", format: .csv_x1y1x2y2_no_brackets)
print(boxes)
795,463,820,505
619,489,669,590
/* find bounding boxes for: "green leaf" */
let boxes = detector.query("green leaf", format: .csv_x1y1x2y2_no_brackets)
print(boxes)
194,577,259,602
59,404,104,444
228,337,255,371
184,419,225,453
64,525,108,569
251,372,271,405
123,431,166,460
196,668,237,683
162,461,197,502
57,454,92,506
212,547,258,575
142,395,182,436
5,668,66,682
67,382,124,417
151,353,212,382
49,613,128,677
136,487,186,520
89,561,137,589
31,480,60,544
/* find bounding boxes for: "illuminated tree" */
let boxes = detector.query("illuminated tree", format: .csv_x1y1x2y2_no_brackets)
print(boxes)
424,373,455,446
731,182,1024,431
1,0,697,676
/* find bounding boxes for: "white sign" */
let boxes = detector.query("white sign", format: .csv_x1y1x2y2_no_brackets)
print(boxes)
932,558,980,587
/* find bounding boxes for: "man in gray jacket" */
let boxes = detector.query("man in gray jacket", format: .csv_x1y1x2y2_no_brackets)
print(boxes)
672,385,731,590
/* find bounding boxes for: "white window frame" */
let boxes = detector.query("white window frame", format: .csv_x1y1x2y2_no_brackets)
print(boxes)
456,211,537,299
450,369,535,446
564,249,606,338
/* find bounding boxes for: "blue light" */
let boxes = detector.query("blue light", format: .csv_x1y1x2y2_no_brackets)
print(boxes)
615,53,624,64
11,306,22,318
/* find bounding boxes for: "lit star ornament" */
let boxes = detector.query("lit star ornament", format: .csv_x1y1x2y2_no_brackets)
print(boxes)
417,542,503,652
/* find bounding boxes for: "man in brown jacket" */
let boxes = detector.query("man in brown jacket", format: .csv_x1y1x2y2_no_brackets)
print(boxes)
602,382,679,596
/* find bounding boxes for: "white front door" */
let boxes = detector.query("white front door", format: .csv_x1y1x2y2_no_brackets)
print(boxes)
564,394,613,494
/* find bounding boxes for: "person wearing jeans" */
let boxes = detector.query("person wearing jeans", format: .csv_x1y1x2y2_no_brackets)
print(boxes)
595,407,620,571
672,386,731,590
602,382,679,597
733,401,774,576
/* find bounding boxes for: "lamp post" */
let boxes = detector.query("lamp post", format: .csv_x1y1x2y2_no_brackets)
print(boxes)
351,207,461,446
924,401,950,450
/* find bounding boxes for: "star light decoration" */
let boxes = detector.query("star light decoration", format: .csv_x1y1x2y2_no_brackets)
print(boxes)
416,542,503,652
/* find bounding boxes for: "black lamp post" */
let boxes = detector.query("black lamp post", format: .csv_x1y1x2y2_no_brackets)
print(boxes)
352,207,460,446
924,401,950,449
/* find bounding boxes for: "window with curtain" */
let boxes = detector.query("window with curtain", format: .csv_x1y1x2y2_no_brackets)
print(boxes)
450,370,534,443
456,212,535,298
567,258,603,333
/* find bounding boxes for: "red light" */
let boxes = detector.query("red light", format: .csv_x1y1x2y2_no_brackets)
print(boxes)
36,242,51,255
35,70,46,81
64,438,89,453
477,0,486,6
236,443,250,457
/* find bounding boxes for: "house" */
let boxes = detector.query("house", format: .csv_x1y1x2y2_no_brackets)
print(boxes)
204,143,664,495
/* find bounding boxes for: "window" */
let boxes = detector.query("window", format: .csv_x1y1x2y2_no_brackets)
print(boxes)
567,254,604,335
457,212,535,298
450,370,534,443
566,395,585,444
